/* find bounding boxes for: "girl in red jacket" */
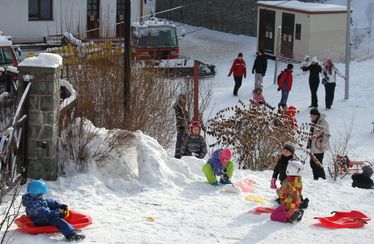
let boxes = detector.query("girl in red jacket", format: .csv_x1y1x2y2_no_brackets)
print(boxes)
228,52,247,96
278,64,294,108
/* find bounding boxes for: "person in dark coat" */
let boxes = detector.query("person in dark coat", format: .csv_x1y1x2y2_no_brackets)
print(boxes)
270,142,296,189
302,56,322,108
173,94,190,159
228,52,247,96
307,108,330,180
181,121,207,159
252,49,267,88
277,64,294,108
352,165,374,189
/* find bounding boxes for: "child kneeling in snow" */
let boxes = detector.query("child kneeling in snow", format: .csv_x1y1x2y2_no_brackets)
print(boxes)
22,180,85,241
202,149,234,185
352,165,374,189
271,159,304,223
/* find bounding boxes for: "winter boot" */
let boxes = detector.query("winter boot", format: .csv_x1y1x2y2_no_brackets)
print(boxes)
300,198,309,209
66,232,86,241
289,209,304,223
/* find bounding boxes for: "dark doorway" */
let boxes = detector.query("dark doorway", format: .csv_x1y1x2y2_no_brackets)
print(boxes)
116,0,125,37
87,0,100,38
281,12,295,58
258,9,275,54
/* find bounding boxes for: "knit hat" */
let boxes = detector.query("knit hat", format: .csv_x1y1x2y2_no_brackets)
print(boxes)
287,63,294,69
238,52,243,57
311,56,318,63
362,165,373,177
220,148,233,163
283,142,296,154
310,108,320,116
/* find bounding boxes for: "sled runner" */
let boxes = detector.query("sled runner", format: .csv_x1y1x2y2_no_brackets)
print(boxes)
248,207,275,215
15,210,92,235
314,210,370,229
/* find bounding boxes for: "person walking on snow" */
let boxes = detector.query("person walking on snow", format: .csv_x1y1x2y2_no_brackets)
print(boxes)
252,49,267,88
322,59,346,110
307,108,330,180
22,180,85,241
302,56,322,108
180,121,207,159
173,94,190,159
277,64,294,108
202,149,234,185
228,52,247,96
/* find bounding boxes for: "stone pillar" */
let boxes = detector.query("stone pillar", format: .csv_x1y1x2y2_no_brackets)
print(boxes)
18,58,62,181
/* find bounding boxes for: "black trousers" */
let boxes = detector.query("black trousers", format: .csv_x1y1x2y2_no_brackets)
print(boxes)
233,76,243,96
324,82,336,109
174,129,186,158
310,153,326,180
309,80,319,107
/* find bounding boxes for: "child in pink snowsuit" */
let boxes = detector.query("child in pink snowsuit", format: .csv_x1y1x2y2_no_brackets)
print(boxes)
252,85,275,110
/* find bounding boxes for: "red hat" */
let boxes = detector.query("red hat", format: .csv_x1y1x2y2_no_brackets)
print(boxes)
220,149,233,166
189,120,201,131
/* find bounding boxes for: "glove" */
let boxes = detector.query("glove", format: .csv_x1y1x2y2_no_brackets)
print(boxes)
222,173,229,180
59,204,68,211
270,178,277,189
59,205,70,218
277,88,281,91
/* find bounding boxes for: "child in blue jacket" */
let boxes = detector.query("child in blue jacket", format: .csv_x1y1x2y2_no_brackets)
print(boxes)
21,180,85,241
202,149,234,185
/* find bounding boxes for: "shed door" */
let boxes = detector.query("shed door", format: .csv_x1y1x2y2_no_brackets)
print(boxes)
281,13,295,59
258,9,275,54
87,0,100,38
116,0,125,37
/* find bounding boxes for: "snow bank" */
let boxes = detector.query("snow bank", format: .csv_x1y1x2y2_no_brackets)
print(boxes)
19,53,62,68
59,79,77,109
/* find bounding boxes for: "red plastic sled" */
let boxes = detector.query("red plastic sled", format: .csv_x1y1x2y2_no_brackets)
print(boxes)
314,211,371,229
248,207,275,215
15,210,92,235
234,179,256,193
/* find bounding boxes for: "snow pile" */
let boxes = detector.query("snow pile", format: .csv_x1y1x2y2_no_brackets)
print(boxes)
59,79,77,109
19,53,62,68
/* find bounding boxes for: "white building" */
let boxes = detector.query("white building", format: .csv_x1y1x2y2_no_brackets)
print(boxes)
0,0,156,43
257,1,348,61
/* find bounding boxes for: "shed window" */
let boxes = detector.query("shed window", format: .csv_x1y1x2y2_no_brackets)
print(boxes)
295,24,301,40
28,0,53,20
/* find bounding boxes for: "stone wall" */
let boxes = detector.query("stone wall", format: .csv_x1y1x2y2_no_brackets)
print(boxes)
18,65,61,181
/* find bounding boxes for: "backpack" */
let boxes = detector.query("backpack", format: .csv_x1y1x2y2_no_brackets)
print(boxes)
277,70,284,85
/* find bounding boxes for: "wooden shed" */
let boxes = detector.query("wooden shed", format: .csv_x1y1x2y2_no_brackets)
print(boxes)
256,0,348,61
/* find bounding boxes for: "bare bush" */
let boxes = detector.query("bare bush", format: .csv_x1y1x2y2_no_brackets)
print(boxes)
0,183,22,243
207,101,295,170
328,119,354,180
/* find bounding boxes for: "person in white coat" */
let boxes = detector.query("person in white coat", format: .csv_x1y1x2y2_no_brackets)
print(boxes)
322,59,346,110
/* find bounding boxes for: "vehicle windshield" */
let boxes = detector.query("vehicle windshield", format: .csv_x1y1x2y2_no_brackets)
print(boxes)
137,27,177,48
0,47,14,65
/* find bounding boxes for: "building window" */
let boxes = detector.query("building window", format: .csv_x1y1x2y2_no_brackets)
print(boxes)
295,24,301,40
28,0,53,20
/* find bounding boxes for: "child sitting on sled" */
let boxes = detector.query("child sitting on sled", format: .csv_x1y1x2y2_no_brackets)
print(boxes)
271,159,304,223
202,149,234,185
22,180,85,241
252,85,275,110
352,165,374,189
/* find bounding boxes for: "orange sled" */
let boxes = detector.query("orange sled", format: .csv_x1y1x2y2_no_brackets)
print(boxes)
15,210,92,235
314,211,370,229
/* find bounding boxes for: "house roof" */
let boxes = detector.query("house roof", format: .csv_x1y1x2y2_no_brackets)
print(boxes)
257,1,347,14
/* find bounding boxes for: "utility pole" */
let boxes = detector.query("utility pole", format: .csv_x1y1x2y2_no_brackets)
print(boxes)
345,0,352,100
193,61,199,121
273,26,282,84
124,0,131,115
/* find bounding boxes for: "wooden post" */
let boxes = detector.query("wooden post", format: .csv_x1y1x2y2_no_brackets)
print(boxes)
193,61,199,121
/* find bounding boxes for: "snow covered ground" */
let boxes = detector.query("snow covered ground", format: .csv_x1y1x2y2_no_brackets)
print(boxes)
2,1,374,243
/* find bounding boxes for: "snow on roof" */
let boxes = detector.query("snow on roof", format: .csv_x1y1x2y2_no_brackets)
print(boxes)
132,18,175,28
257,0,347,13
0,36,12,46
19,53,62,68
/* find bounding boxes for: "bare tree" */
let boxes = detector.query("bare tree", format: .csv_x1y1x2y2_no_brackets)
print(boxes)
366,2,374,37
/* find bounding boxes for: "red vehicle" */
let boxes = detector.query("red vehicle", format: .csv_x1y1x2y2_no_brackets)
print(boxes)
0,35,19,68
131,19,179,60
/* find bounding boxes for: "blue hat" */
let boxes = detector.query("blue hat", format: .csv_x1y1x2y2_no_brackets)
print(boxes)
27,180,48,198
